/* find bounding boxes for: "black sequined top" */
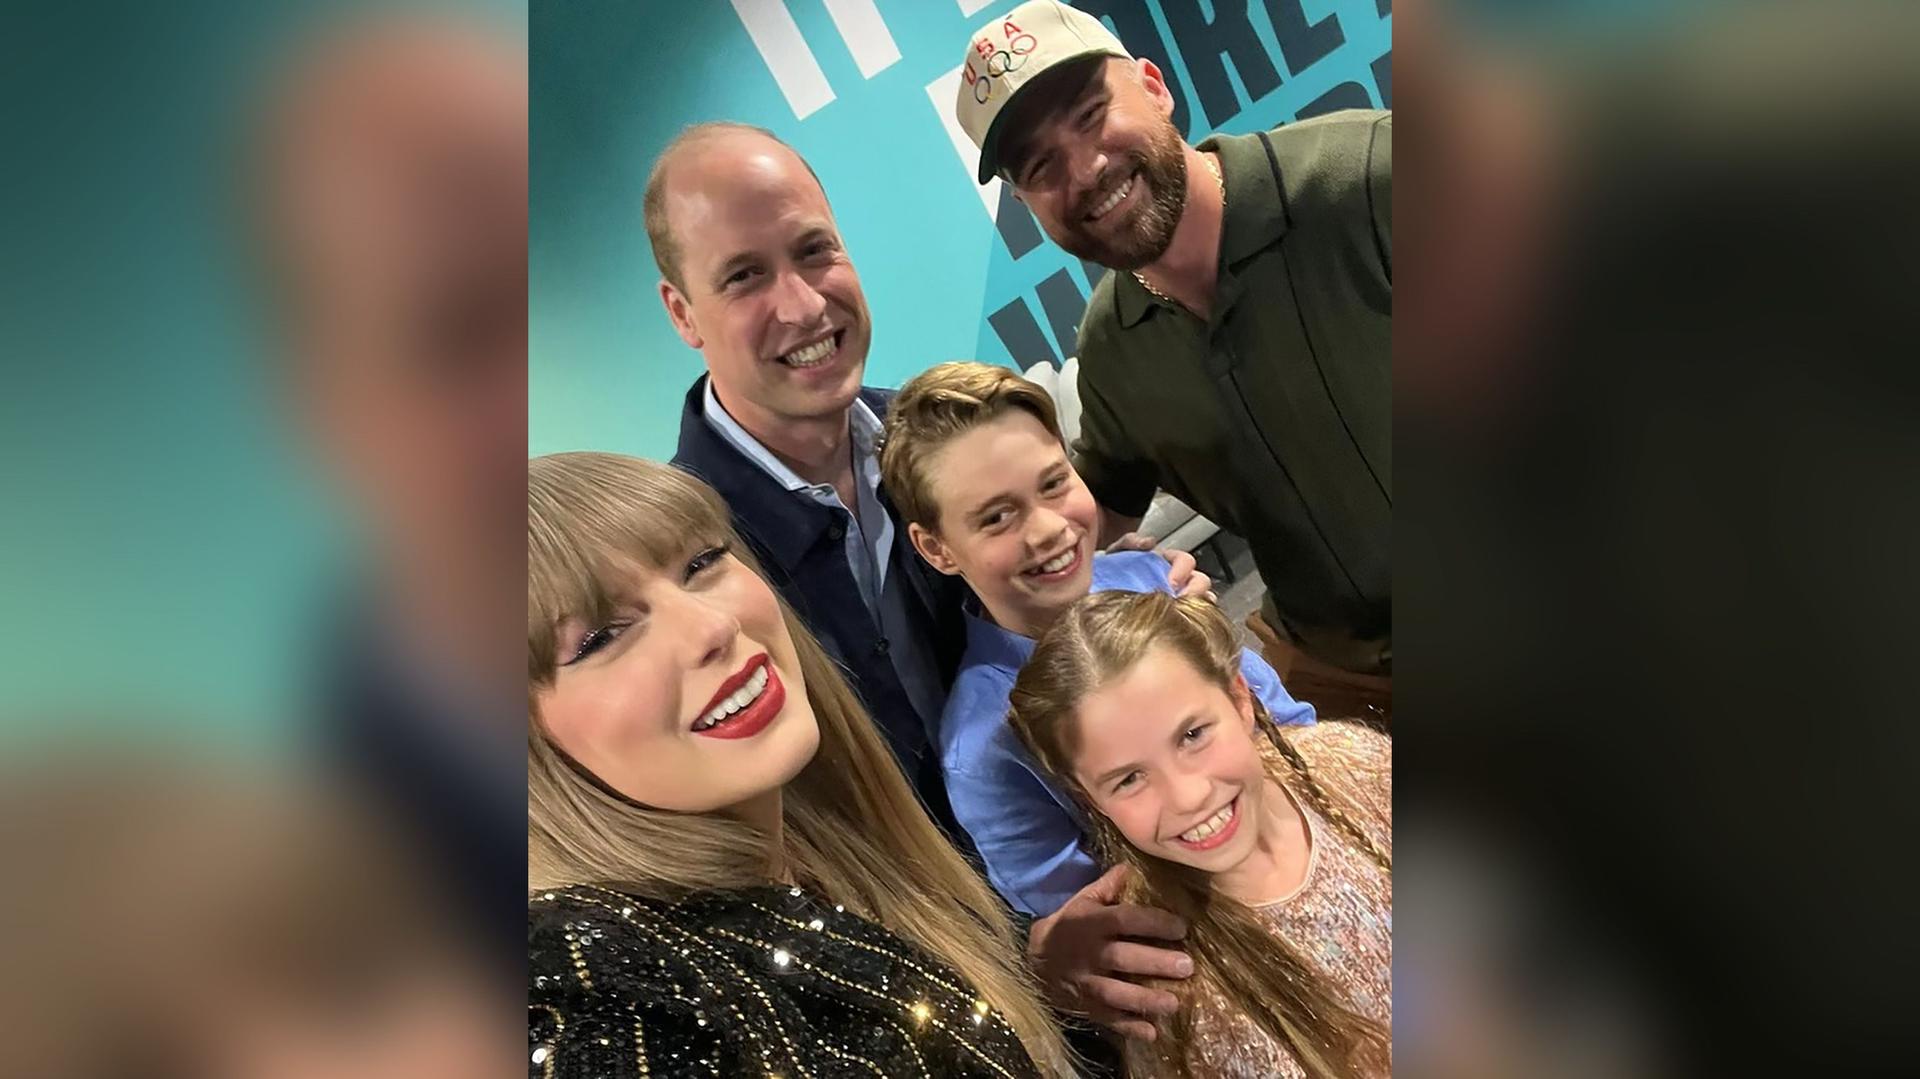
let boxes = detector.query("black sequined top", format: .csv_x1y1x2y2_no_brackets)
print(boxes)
529,883,1044,1078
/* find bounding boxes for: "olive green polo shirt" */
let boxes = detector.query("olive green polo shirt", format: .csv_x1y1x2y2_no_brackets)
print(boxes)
1072,110,1391,673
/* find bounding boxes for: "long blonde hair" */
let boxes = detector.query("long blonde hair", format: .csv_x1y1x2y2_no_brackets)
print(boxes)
1008,590,1391,1079
527,452,1070,1074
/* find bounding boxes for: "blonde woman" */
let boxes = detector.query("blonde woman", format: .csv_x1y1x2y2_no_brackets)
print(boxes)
526,452,1070,1078
1009,590,1391,1079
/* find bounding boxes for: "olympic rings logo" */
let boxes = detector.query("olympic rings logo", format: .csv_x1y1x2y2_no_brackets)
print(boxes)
969,33,1038,104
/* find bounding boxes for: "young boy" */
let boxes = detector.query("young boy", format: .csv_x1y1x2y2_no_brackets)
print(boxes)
879,361,1313,917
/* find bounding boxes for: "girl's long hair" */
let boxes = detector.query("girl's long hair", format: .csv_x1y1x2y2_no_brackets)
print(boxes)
527,452,1070,1075
1008,590,1391,1079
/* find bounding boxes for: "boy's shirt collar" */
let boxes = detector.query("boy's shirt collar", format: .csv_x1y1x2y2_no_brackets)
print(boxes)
957,550,1171,680
959,552,1122,672
960,595,1041,674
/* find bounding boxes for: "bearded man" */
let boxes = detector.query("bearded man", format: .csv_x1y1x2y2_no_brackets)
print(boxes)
957,1,1393,717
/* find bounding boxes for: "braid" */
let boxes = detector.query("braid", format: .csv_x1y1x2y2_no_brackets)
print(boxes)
1264,719,1391,876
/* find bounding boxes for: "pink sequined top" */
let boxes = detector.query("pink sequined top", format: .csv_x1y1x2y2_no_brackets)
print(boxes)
1181,721,1392,1079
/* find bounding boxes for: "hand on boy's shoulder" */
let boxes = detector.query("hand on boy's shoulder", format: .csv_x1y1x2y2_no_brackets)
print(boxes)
1093,543,1213,602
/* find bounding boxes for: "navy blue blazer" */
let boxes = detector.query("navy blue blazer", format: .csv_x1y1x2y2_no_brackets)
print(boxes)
670,376,972,841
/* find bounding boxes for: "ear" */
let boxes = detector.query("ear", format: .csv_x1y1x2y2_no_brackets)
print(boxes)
1136,57,1176,120
659,279,704,350
908,521,963,576
1229,672,1257,733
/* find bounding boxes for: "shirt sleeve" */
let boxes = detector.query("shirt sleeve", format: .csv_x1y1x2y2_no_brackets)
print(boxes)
941,686,1100,917
1094,554,1313,727
1239,646,1317,727
1367,112,1392,283
1069,357,1160,519
1342,723,1392,833
1096,549,1178,594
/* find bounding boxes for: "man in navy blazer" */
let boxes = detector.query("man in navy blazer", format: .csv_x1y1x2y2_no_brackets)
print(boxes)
646,122,969,838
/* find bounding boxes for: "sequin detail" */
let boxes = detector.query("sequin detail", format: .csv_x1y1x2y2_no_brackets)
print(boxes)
528,883,1044,1078
1184,723,1392,1079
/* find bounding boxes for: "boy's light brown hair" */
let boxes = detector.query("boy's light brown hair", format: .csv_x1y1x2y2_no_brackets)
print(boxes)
879,361,1065,531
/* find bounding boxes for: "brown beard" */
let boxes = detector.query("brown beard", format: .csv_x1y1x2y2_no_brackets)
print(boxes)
1055,119,1189,271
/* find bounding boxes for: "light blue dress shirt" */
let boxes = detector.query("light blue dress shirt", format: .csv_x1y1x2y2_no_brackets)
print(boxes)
701,383,946,730
939,551,1316,916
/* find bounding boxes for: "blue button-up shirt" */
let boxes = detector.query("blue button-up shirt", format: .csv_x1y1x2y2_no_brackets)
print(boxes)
702,383,947,730
939,551,1316,916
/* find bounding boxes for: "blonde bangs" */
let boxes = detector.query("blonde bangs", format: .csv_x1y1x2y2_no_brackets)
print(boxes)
527,453,735,683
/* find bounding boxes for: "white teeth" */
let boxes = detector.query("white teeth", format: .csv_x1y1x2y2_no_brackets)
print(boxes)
1179,800,1236,843
1028,549,1075,575
695,665,769,730
781,336,836,367
1088,175,1133,220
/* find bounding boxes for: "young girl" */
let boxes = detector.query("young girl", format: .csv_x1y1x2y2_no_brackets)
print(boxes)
1008,590,1391,1079
527,452,1071,1077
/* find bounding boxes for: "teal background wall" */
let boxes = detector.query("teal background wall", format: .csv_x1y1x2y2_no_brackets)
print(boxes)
0,3,519,744
1,4,341,743
530,0,1392,460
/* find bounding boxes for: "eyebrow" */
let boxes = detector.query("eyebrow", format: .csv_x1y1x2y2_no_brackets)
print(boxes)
1008,82,1111,182
790,225,836,249
708,224,838,287
964,490,1016,524
1091,710,1207,786
965,458,1068,523
709,251,758,289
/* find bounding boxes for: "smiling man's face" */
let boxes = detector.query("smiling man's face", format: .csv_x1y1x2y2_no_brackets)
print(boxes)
1003,57,1190,271
658,131,871,427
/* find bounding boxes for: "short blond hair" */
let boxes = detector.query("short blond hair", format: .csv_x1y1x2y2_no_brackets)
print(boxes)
879,361,1064,530
642,121,820,292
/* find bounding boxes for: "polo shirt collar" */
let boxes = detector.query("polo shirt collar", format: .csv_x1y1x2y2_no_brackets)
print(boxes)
1115,130,1291,329
961,600,1036,674
1203,128,1291,266
702,378,884,496
1114,259,1157,329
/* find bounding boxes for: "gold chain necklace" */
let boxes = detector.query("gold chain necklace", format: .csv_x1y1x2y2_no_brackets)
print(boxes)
1133,151,1223,310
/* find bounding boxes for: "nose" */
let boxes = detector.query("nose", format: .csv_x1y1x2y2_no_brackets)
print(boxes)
663,587,738,672
1163,764,1213,819
1069,142,1111,197
770,266,829,327
1025,506,1071,553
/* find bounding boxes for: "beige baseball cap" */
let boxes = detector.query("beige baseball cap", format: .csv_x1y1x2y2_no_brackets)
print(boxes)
955,1,1130,184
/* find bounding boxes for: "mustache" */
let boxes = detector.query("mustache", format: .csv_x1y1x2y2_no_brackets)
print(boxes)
1075,155,1143,218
